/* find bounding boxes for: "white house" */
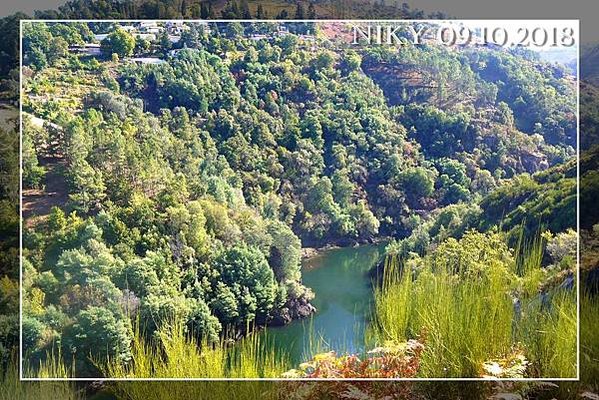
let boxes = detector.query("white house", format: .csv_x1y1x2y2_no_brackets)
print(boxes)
249,34,270,41
69,43,102,56
127,57,166,65
146,27,164,34
138,21,160,32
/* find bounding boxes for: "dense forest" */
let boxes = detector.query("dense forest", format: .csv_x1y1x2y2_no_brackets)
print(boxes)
31,0,436,21
14,20,582,380
0,0,592,394
0,0,593,393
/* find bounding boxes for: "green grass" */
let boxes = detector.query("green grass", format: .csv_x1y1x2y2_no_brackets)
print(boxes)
1,353,82,400
101,320,289,380
581,288,599,386
101,321,286,399
372,254,513,377
106,381,278,400
370,230,577,378
519,291,577,378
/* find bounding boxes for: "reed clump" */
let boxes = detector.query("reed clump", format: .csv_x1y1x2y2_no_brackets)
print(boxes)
371,230,577,378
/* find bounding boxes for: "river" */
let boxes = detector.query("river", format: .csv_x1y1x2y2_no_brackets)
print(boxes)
262,243,385,366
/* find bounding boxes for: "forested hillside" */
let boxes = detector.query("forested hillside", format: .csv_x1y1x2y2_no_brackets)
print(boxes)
32,0,431,20
17,21,580,377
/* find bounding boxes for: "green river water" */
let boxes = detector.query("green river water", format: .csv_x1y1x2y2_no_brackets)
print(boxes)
262,243,385,366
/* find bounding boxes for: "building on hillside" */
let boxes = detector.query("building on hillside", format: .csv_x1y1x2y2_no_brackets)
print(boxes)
168,48,185,56
119,25,136,32
146,26,163,34
166,21,185,28
249,34,270,41
138,21,160,32
166,21,190,35
127,57,166,65
68,43,101,56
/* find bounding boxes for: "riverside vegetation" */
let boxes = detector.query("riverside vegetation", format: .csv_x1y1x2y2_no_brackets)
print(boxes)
11,18,582,383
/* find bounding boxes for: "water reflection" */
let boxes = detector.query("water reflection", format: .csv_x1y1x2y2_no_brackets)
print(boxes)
261,244,384,365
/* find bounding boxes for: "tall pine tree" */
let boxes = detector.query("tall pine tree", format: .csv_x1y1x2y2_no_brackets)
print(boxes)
256,4,267,19
295,2,306,19
240,0,252,19
308,2,316,19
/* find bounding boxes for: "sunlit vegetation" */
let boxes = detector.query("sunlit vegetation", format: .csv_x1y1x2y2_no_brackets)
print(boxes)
282,339,423,378
0,0,593,394
386,158,577,257
581,289,599,385
98,320,289,379
107,380,279,400
1,354,82,400
372,230,577,378
16,19,582,381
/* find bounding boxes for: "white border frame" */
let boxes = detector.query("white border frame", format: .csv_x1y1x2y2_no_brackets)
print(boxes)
19,18,581,382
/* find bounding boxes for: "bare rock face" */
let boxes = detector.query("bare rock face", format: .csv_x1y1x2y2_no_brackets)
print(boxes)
289,297,317,319
270,308,292,326
520,151,549,172
301,247,319,259
270,298,317,327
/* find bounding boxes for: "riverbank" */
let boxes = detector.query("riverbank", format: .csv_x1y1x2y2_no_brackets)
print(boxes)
261,243,386,365
301,236,390,260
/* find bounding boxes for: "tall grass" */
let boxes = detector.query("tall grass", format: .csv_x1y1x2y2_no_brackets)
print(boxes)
581,289,599,386
372,254,513,377
1,353,82,400
106,381,279,400
102,321,286,399
228,329,290,378
519,291,577,378
102,320,290,380
370,230,577,378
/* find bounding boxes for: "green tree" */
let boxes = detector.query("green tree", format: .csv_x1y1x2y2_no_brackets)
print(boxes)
307,2,316,19
213,245,278,323
211,282,239,323
22,127,45,189
267,220,301,282
101,28,136,58
256,4,267,19
295,2,306,19
188,298,221,343
64,306,133,366
343,50,362,73
399,167,435,199
47,37,69,66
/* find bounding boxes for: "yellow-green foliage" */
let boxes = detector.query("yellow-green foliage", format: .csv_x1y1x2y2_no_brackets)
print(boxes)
581,289,599,387
580,291,599,390
102,321,285,399
2,354,82,400
22,346,77,380
520,291,577,378
102,320,289,380
228,330,290,378
107,381,278,400
372,230,577,378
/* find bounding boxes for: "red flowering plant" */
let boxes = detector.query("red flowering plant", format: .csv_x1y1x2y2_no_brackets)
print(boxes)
282,339,424,379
